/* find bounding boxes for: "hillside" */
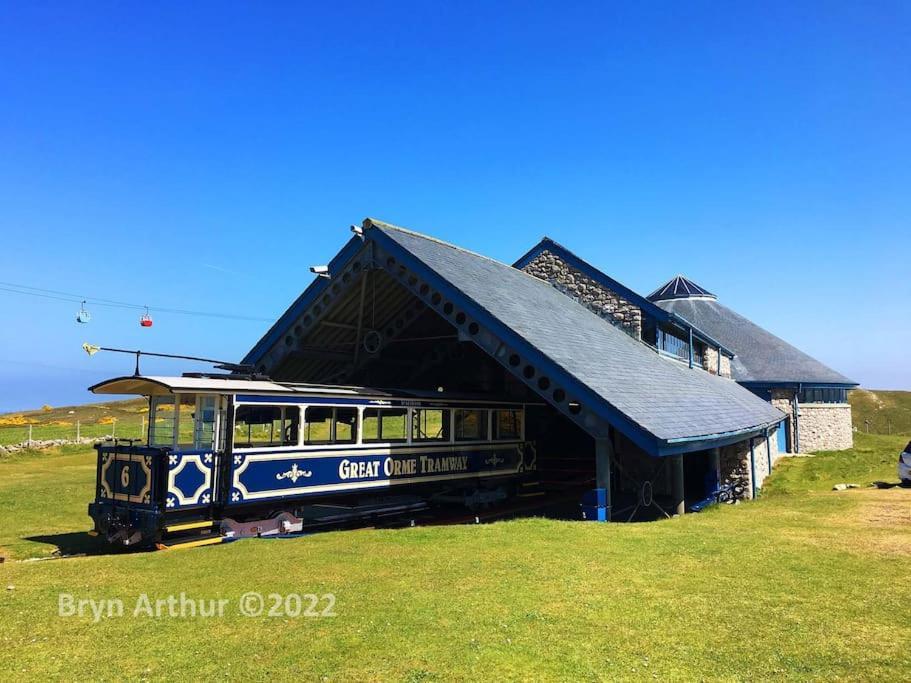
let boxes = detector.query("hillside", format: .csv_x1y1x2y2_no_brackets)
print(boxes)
850,388,911,436
0,397,147,445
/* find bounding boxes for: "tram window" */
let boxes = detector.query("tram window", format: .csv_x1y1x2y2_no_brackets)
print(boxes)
412,408,450,442
304,407,333,445
335,408,358,443
149,395,176,447
362,408,408,443
493,409,523,440
454,409,488,441
194,396,217,449
176,395,197,447
235,405,299,448
362,409,380,441
304,407,358,445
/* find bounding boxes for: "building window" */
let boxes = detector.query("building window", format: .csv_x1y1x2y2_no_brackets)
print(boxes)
454,409,488,441
798,388,848,404
412,408,450,442
493,409,523,440
236,405,300,448
363,408,408,443
304,407,357,445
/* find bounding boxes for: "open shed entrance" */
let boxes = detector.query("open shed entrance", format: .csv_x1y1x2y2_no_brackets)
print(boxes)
257,263,713,523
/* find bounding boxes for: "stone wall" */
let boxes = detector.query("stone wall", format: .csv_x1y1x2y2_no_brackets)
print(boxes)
720,440,752,499
521,251,642,338
702,347,733,379
720,434,777,499
797,403,854,452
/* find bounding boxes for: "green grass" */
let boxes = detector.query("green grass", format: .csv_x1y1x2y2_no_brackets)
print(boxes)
1,435,909,680
763,433,904,496
850,388,911,436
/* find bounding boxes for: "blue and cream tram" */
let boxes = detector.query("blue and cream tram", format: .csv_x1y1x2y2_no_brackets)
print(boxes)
87,375,537,548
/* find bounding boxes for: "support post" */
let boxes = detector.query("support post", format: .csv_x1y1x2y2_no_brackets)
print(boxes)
672,454,685,515
749,437,757,498
766,432,772,472
76,420,80,441
688,328,694,368
582,437,613,521
709,447,721,491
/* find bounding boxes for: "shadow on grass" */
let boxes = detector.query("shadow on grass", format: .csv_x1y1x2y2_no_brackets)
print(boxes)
23,532,141,557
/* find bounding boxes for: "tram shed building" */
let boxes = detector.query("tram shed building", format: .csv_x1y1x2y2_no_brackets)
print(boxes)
242,219,829,519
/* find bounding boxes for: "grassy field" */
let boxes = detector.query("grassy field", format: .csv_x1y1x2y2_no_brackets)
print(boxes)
850,388,911,436
1,434,909,680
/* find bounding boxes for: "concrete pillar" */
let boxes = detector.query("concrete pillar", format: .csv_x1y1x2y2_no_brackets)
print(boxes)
671,454,685,515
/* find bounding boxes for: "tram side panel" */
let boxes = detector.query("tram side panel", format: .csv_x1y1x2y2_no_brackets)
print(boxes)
226,441,534,507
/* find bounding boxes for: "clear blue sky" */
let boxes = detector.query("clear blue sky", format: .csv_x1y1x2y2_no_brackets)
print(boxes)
1,2,909,411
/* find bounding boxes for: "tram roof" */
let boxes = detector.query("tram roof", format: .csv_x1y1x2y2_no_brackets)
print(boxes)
88,375,532,405
89,375,355,396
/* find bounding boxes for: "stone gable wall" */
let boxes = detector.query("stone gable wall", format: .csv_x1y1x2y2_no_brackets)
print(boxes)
521,251,642,338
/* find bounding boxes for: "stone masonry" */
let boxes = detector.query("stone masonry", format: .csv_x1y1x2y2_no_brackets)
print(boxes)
521,251,642,338
720,440,751,499
797,403,853,452
702,346,732,379
720,433,776,500
767,390,853,453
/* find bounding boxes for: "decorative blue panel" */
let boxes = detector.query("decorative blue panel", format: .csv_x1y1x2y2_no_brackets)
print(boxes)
166,450,215,509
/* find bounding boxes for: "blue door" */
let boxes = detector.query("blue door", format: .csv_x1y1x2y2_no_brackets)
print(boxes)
776,420,788,453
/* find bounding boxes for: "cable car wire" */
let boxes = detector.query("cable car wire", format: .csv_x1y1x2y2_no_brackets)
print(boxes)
0,281,275,322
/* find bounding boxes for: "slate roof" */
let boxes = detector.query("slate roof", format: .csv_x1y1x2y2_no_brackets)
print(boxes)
368,220,784,448
649,275,716,301
652,291,856,386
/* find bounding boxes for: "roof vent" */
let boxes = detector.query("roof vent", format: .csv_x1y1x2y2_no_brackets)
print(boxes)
647,275,716,302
